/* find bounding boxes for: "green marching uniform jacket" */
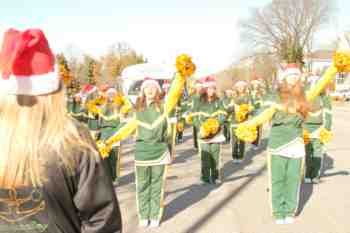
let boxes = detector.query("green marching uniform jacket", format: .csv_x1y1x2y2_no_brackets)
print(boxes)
303,90,332,136
67,99,86,123
100,73,188,166
261,95,305,158
192,97,227,142
99,104,125,142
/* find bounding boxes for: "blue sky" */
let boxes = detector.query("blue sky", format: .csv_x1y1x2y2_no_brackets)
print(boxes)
1,0,349,75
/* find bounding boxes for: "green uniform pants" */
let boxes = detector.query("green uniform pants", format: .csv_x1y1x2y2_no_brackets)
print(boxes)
232,127,245,160
193,126,198,149
199,143,221,183
305,139,324,179
270,155,302,219
135,165,166,221
107,147,120,181
252,126,262,147
223,121,231,143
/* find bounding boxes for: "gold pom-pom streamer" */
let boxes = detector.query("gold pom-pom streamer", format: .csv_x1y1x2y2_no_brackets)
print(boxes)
176,54,196,78
200,118,220,139
165,54,196,115
303,129,310,145
96,140,111,159
185,113,193,125
333,52,350,73
235,124,257,143
114,94,125,106
235,106,275,142
177,121,185,132
86,100,102,115
235,104,253,123
320,128,333,144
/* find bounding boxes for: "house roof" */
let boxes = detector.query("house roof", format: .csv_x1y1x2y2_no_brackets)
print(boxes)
307,50,333,60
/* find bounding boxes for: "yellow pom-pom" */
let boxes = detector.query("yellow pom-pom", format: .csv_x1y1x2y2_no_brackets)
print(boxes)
200,118,220,139
235,124,257,143
235,104,252,123
176,54,196,78
120,105,131,115
177,121,185,132
186,114,193,125
114,94,125,106
333,52,350,73
95,96,106,105
96,140,111,159
303,129,310,145
320,128,333,144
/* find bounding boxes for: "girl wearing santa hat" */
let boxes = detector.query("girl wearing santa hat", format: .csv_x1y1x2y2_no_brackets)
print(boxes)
98,87,129,183
0,28,122,232
250,79,266,150
263,64,309,224
191,76,227,184
303,75,333,184
231,80,253,163
97,63,191,227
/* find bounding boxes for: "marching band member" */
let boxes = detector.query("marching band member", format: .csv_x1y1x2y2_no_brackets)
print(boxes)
304,74,333,183
83,84,102,140
98,87,127,183
96,55,195,228
222,89,234,144
231,80,253,163
250,79,265,149
192,76,227,184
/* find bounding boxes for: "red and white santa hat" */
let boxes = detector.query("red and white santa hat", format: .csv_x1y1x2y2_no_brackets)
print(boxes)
140,77,161,92
202,76,216,89
106,87,117,95
278,63,301,83
162,80,171,90
74,92,83,98
82,84,98,96
235,80,247,88
0,28,59,95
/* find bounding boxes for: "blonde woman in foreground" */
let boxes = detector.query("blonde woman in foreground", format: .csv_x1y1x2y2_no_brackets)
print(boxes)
0,28,122,233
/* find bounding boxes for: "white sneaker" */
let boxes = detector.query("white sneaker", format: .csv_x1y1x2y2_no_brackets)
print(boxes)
304,178,312,184
284,217,295,224
149,220,160,228
233,159,243,164
252,145,259,150
275,219,285,224
139,220,149,227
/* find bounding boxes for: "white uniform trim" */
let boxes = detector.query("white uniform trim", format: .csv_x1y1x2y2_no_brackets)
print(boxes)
0,70,60,95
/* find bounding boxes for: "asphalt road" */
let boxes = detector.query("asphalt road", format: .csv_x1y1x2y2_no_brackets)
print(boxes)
116,102,350,233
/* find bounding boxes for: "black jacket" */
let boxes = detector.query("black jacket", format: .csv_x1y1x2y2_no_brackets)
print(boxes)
0,126,122,233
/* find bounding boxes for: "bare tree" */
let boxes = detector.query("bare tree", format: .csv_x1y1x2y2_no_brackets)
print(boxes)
240,0,334,64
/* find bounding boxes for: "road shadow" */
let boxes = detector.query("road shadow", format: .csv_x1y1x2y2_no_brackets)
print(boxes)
163,183,220,222
222,138,268,182
297,152,349,216
296,182,313,216
180,165,266,233
321,152,349,178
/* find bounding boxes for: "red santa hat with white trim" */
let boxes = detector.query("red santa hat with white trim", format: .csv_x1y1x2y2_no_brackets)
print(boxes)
0,28,59,95
278,63,301,83
162,80,171,89
235,80,247,88
82,84,98,96
202,76,216,89
140,77,161,92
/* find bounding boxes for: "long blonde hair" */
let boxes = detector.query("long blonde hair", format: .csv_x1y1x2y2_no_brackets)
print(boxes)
0,85,97,188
